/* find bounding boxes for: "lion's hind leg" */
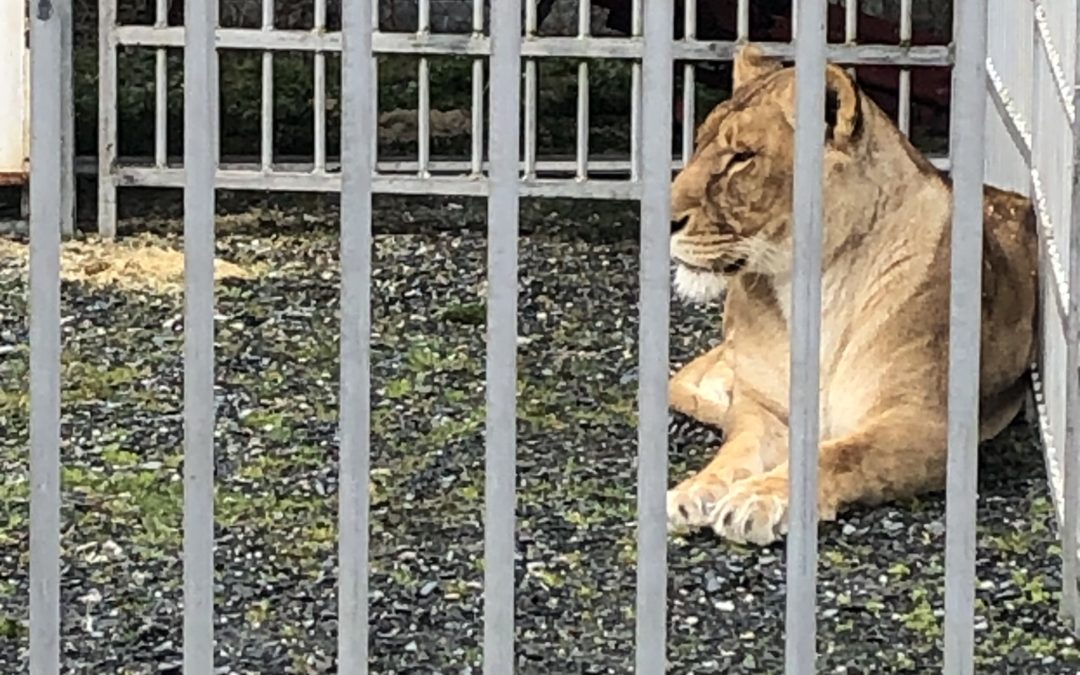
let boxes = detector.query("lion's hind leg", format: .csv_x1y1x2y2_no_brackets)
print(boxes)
669,342,734,429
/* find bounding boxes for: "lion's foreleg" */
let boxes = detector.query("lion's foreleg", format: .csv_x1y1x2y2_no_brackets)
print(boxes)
707,410,947,545
668,342,734,429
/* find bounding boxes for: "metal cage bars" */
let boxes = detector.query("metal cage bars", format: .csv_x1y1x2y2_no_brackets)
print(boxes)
92,0,955,238
984,0,1080,629
24,3,1040,675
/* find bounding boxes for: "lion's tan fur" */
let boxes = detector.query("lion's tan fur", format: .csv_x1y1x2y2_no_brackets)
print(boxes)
665,45,1039,545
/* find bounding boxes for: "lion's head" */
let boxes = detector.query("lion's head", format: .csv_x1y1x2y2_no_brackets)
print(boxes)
670,45,927,302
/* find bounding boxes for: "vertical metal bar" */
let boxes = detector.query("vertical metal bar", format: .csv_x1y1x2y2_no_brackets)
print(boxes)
898,0,912,135
339,0,374,667
314,0,327,172
97,0,118,237
370,6,379,172
630,0,642,180
845,0,857,42
29,0,63,670
943,0,988,671
576,0,590,181
1063,0,1080,632
785,0,827,671
261,0,273,171
844,0,858,80
183,0,218,666
681,0,696,164
636,0,672,672
154,0,168,169
418,0,431,177
59,0,75,236
155,49,168,167
484,0,521,671
470,0,484,176
524,0,538,179
737,0,749,42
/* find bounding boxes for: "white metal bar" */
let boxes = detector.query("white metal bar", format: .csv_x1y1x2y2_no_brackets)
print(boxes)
155,0,168,168
576,0,590,181
629,0,642,181
681,0,696,164
418,58,431,176
898,0,912,135
576,62,589,180
943,0,988,670
261,0,273,170
1063,0,1080,632
785,0,827,672
737,0,749,41
524,0,538,179
370,4,378,171
314,0,327,173
113,26,955,67
29,0,64,669
338,0,374,666
418,0,431,178
636,0,672,671
484,0,521,671
470,0,483,176
845,0,857,43
98,0,118,237
60,0,75,236
183,0,218,666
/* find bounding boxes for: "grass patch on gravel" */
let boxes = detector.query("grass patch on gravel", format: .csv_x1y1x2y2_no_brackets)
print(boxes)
0,198,1078,673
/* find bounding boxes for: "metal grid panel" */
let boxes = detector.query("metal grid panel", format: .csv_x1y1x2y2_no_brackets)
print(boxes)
93,0,955,237
986,0,1080,631
29,0,65,672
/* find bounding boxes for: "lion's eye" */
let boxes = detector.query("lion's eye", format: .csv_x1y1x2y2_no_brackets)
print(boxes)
730,150,755,165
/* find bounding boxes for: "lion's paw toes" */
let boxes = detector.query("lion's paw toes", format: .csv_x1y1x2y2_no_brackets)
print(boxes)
710,477,789,546
666,480,729,531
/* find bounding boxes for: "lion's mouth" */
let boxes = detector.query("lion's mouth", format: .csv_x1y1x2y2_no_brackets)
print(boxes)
674,256,748,275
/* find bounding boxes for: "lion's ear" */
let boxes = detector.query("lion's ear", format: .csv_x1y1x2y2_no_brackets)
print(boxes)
824,64,863,150
733,44,783,92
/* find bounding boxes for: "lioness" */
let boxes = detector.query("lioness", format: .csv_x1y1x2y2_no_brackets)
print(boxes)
666,45,1039,545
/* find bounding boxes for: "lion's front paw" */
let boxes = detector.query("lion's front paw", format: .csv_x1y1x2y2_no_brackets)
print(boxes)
667,468,754,531
711,475,789,546
666,478,729,531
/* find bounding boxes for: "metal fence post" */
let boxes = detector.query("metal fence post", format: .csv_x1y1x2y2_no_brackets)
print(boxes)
483,0,522,672
337,0,375,668
182,0,219,668
636,0,672,671
785,1,827,672
943,0,988,672
28,0,65,669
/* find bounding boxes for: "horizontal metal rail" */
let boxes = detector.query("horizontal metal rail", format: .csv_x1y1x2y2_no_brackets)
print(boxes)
111,26,954,67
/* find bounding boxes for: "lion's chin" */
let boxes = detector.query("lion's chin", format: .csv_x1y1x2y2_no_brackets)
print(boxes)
673,264,728,303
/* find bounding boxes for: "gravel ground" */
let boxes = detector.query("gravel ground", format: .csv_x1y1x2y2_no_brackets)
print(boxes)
0,197,1078,673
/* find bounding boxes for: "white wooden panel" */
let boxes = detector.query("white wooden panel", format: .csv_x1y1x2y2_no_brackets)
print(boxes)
0,0,29,179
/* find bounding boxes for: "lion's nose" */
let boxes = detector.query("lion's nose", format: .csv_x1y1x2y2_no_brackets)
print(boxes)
671,215,690,234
